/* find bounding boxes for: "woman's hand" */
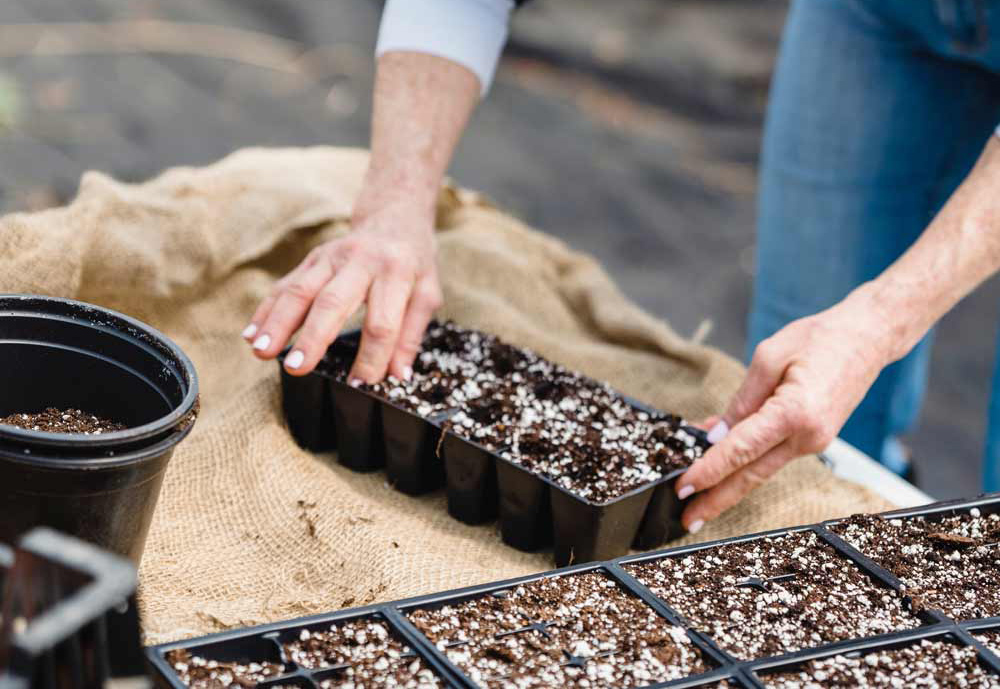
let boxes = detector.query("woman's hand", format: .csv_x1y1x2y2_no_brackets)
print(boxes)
675,288,894,533
243,200,442,382
243,51,480,382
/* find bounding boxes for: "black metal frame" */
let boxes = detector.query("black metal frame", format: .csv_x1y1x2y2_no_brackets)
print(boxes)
0,528,142,689
147,493,1000,688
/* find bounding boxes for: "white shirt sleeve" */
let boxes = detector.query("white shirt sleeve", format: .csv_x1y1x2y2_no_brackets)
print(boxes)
375,0,515,96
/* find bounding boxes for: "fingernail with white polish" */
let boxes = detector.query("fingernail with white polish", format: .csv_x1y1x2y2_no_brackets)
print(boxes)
677,484,695,500
707,420,730,445
348,377,363,388
252,334,271,351
688,519,704,535
242,324,258,339
285,350,305,370
403,366,413,382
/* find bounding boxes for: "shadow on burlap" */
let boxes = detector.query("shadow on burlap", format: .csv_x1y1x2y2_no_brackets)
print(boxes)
0,147,892,643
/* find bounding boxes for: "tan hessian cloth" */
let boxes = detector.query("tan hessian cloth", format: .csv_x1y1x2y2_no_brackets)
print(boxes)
0,147,893,643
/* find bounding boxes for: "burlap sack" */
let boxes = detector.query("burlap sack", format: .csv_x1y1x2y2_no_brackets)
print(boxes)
0,147,891,643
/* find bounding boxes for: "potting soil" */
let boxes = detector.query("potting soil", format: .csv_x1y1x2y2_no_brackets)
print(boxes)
0,407,127,434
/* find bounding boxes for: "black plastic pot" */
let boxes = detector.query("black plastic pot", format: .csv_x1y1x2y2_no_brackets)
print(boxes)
278,330,708,566
0,295,199,563
147,494,1000,689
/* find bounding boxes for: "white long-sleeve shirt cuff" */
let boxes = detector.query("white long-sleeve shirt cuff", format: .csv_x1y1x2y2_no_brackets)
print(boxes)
376,0,514,96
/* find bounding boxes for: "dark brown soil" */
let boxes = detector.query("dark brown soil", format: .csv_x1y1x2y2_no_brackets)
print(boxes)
407,571,708,688
625,531,920,660
0,407,127,434
762,638,1000,688
282,616,440,686
833,509,1000,620
165,649,285,688
975,629,1000,657
329,320,708,503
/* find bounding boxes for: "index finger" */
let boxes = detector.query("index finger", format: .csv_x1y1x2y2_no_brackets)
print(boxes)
677,395,795,496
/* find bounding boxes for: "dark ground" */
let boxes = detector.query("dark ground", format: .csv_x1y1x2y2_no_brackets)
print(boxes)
0,0,996,498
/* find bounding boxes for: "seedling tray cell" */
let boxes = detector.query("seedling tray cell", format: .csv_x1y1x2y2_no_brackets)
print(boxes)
399,565,717,688
827,495,1000,622
441,433,499,525
494,458,554,552
550,478,655,567
278,322,709,566
148,608,448,688
329,382,385,473
380,404,448,496
279,367,336,453
748,629,1000,688
623,526,929,662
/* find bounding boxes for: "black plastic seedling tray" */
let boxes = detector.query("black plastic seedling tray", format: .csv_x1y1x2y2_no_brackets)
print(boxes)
148,493,1000,689
146,603,456,688
1,528,144,689
278,328,709,566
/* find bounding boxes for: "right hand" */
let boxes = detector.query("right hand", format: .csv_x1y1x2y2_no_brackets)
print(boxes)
244,200,443,382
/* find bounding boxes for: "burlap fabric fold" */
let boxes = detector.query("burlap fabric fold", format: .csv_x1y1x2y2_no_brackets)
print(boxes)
0,147,892,643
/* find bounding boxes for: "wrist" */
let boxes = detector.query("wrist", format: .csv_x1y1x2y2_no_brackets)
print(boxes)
352,167,440,230
844,280,927,365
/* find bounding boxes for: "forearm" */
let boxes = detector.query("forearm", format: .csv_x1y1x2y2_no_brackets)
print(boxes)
354,52,480,224
851,135,1000,363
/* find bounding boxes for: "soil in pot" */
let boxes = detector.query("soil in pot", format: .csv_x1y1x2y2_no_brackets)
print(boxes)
165,649,286,688
760,638,1000,688
832,508,1000,620
0,407,127,434
407,571,708,688
625,531,920,660
282,617,440,686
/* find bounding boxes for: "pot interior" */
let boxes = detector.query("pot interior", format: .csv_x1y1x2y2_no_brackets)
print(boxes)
0,307,187,434
0,342,172,429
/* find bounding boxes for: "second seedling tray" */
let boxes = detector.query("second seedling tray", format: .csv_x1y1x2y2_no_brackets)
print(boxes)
279,331,707,566
148,493,1000,689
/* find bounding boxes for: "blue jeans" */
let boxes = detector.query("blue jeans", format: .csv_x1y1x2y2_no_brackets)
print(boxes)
750,0,1000,487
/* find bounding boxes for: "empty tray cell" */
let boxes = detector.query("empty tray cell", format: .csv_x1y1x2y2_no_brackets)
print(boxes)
406,570,709,688
759,637,1000,688
832,506,1000,620
280,615,441,686
626,530,920,660
165,637,287,688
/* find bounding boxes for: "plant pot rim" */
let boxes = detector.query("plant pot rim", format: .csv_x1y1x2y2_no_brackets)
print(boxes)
0,294,200,452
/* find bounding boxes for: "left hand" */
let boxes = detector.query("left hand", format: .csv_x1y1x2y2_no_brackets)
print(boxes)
675,289,893,533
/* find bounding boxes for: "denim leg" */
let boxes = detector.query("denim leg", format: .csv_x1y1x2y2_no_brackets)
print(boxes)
987,331,1000,490
750,0,1000,461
